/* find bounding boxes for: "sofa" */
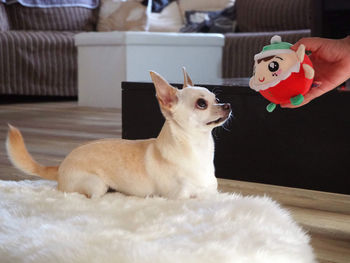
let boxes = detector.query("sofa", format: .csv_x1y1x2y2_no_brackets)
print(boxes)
0,2,98,97
0,0,312,98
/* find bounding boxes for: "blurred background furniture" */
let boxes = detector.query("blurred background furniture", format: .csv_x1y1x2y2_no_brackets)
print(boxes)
0,0,316,102
0,1,98,98
311,0,350,39
75,31,224,108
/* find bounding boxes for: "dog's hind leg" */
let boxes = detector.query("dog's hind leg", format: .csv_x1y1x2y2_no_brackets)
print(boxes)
82,174,109,198
58,171,108,198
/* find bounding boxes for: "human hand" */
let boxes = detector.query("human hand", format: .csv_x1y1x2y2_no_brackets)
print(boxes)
281,36,350,108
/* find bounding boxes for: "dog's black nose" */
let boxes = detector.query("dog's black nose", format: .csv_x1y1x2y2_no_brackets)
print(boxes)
222,103,231,111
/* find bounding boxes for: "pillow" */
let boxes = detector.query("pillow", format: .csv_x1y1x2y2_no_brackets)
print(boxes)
178,0,235,15
5,3,97,31
148,1,183,32
151,0,176,13
180,4,236,33
98,0,150,32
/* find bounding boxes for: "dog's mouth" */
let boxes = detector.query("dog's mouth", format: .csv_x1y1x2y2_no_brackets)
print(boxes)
206,117,225,125
207,112,231,125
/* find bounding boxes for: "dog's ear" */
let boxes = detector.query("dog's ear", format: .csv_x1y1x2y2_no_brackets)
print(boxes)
182,67,193,88
150,71,178,110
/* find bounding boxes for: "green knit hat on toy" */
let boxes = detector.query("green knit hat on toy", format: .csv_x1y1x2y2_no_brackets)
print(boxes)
254,35,294,61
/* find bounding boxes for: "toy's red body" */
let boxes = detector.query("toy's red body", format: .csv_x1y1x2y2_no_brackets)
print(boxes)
259,55,313,105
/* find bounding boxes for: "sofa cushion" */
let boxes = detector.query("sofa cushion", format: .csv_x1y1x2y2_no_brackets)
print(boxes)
97,0,149,32
178,0,236,33
180,5,236,33
148,1,183,32
178,0,235,14
236,0,312,32
0,3,9,31
0,31,77,96
5,3,97,31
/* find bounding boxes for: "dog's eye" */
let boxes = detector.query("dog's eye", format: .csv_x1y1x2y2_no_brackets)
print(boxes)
196,98,208,110
216,98,220,103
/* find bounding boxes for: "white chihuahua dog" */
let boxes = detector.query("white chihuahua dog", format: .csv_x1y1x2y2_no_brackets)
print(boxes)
6,69,231,199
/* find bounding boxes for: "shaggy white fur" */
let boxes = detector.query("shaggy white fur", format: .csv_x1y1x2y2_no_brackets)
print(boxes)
0,180,316,263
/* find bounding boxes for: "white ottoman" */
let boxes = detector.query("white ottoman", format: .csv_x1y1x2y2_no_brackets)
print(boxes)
75,31,225,108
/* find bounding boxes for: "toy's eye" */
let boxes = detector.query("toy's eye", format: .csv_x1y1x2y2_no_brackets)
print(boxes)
196,98,207,110
268,61,279,72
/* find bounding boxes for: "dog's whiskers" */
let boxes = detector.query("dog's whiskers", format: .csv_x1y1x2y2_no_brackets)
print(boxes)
212,87,223,97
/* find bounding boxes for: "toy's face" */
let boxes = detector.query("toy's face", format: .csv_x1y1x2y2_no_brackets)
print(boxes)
252,52,299,87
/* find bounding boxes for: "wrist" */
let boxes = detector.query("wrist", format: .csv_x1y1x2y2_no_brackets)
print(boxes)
344,35,350,45
342,36,350,69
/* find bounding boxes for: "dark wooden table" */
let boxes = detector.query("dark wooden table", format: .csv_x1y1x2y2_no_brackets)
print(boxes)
122,79,350,194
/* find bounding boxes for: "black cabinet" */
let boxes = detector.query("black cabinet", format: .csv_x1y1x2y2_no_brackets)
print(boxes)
122,80,350,194
312,0,350,39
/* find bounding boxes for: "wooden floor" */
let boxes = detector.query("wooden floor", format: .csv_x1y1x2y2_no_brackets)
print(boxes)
0,102,349,263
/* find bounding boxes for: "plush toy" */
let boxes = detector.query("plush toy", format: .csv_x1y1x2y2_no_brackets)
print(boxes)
249,35,315,112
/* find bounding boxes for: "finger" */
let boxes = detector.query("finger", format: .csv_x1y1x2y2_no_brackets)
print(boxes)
291,37,324,52
280,85,324,108
280,100,306,109
280,92,314,108
311,81,322,88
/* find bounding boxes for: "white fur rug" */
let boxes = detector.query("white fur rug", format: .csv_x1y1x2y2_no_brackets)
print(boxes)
0,180,316,263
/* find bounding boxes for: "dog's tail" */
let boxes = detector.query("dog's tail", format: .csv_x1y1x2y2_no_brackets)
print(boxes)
6,124,58,181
